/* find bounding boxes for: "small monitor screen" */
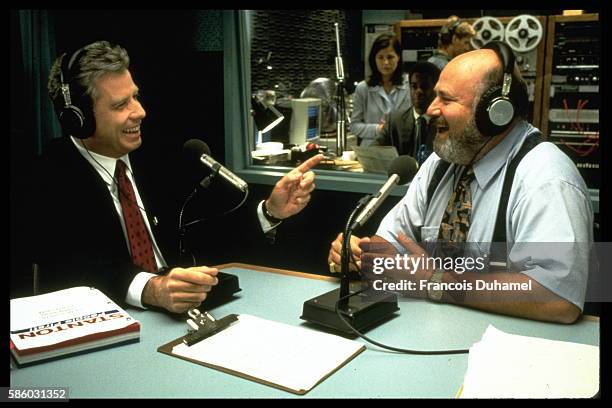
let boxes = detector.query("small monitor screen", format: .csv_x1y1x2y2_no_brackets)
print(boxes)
307,106,320,139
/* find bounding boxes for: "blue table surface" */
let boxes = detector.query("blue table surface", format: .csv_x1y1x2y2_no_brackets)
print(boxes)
10,264,600,398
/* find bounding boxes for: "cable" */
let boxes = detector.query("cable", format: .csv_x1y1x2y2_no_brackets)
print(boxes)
81,140,148,213
335,197,469,355
560,98,599,157
178,187,200,265
334,291,469,355
181,187,249,229
177,179,250,266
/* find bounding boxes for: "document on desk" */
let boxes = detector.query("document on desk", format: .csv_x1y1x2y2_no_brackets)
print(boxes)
159,314,365,395
354,146,398,174
459,325,599,398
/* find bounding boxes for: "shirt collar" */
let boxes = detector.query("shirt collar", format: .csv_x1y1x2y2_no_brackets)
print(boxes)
412,108,430,122
472,120,535,189
70,136,133,186
370,83,407,93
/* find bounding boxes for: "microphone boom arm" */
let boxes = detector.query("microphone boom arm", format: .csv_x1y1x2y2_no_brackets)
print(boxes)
334,22,347,156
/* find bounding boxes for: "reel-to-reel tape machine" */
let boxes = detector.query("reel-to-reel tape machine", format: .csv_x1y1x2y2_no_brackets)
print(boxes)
396,14,546,128
471,14,544,74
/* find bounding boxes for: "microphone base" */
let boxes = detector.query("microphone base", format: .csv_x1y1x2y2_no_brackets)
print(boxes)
300,283,399,336
197,271,241,310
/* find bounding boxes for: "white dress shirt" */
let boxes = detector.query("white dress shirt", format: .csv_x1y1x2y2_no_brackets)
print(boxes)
71,137,166,308
72,137,277,308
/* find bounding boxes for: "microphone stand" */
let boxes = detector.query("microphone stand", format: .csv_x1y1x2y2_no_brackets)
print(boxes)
178,172,242,310
301,193,399,335
338,196,370,308
179,173,217,263
334,22,347,157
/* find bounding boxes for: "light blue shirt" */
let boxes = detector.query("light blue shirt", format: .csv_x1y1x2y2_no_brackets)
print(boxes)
376,121,593,309
351,80,410,146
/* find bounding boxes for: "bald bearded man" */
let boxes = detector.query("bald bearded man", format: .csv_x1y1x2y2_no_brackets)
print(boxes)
328,42,593,324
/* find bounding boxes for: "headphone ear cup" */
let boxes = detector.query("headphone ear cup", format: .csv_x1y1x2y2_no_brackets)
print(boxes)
58,101,84,135
58,87,95,139
439,26,449,44
57,48,96,139
475,85,514,137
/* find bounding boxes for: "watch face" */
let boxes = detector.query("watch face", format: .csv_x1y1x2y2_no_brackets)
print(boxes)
429,288,443,301
428,270,444,301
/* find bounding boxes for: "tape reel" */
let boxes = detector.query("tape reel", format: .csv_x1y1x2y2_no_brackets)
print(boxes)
505,15,543,53
471,16,505,49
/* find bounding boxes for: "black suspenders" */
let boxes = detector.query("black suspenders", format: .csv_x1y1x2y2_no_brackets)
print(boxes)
425,132,543,265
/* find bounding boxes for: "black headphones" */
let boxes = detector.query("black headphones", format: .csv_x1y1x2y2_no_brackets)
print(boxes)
439,19,462,45
474,41,525,137
57,47,96,139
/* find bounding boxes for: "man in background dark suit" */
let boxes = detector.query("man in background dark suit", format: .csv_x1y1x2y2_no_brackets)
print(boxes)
374,61,440,164
29,40,322,314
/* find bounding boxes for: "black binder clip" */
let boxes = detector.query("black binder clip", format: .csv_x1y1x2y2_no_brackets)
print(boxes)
183,309,238,347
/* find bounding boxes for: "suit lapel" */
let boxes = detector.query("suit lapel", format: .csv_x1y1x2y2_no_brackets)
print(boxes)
394,87,410,111
399,107,416,155
369,86,387,115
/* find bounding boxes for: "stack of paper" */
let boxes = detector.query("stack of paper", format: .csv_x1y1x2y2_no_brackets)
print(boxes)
355,146,398,174
460,325,599,398
10,287,140,366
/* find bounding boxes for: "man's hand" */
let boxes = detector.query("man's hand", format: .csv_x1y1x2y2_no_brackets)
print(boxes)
328,233,372,273
265,154,324,219
142,266,219,313
360,233,433,298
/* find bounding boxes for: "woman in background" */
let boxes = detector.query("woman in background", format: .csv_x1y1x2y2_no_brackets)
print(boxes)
351,33,409,147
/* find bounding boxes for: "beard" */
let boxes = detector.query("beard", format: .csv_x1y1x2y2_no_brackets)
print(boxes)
433,116,488,165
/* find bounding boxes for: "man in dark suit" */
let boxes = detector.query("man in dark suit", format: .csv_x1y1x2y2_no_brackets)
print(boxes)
30,40,322,314
374,61,440,164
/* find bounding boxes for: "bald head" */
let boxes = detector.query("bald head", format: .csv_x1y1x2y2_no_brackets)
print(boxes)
440,49,503,106
425,48,515,165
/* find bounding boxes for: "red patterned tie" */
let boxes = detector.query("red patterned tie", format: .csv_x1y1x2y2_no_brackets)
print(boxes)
115,160,157,272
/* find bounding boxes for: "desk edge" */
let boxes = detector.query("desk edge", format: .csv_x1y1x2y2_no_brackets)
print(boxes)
213,262,339,283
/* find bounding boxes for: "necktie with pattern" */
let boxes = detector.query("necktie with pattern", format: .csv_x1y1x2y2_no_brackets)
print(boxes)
115,160,157,273
414,116,426,153
437,166,475,258
414,115,430,164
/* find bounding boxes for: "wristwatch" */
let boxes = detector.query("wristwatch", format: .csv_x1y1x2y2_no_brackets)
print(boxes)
427,268,445,301
262,200,282,224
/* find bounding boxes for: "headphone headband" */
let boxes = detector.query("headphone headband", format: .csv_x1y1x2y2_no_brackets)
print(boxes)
482,41,515,96
447,19,462,35
474,41,518,136
439,18,463,45
57,46,95,139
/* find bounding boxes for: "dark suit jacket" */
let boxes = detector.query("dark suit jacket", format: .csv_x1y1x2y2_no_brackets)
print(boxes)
374,106,436,156
29,137,264,306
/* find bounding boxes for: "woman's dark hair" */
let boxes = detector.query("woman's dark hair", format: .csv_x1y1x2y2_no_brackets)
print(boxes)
366,33,402,87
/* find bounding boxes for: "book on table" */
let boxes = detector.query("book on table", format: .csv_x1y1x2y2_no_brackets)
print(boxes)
10,286,140,366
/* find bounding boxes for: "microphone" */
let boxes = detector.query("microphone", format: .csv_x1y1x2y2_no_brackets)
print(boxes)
352,155,418,229
183,139,249,192
300,155,418,335
180,139,244,311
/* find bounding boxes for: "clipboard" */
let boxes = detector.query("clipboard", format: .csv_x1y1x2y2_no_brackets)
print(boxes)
157,313,365,395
